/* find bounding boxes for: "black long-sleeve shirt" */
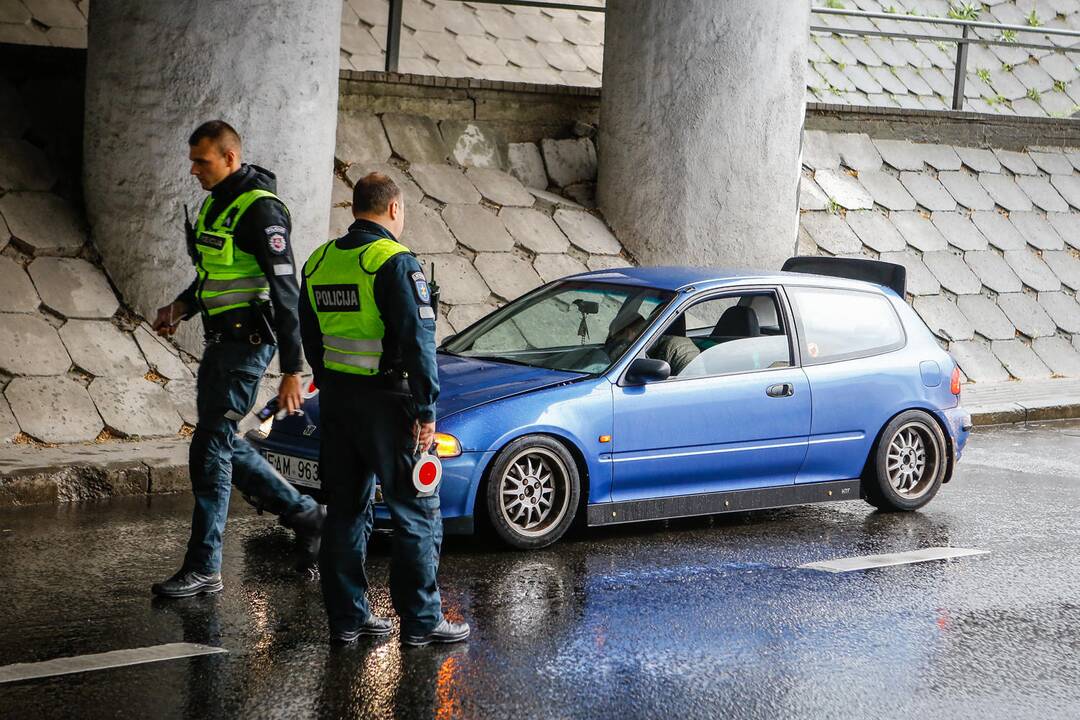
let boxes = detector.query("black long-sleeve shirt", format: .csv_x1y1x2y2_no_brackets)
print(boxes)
299,219,440,421
175,164,303,373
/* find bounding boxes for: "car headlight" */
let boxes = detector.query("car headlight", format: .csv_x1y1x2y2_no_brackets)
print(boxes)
433,433,461,458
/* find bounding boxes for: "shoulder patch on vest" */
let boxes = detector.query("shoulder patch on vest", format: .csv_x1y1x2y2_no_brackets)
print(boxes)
411,271,431,304
266,226,288,255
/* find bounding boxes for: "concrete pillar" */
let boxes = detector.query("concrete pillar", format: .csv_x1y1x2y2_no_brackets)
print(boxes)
83,1,341,354
597,0,808,271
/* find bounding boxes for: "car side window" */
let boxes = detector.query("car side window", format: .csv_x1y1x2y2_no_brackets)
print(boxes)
644,291,793,378
787,286,905,365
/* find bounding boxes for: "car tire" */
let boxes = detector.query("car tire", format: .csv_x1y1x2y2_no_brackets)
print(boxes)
485,435,581,550
864,410,947,512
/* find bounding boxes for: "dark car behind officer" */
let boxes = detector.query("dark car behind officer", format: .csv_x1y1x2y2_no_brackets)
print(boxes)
299,172,470,647
150,120,324,598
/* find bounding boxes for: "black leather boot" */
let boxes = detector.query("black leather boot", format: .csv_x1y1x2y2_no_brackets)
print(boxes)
282,504,326,572
151,569,224,598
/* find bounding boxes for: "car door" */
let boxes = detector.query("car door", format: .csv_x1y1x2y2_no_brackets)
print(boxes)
609,288,812,502
784,285,909,484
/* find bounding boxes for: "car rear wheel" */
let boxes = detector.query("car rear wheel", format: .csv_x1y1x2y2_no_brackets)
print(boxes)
865,410,947,512
486,435,580,550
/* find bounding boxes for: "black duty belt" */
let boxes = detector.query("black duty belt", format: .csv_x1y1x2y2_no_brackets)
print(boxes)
323,369,409,393
204,305,275,346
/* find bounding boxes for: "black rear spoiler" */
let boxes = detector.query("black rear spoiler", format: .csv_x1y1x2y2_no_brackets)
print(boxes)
781,256,906,297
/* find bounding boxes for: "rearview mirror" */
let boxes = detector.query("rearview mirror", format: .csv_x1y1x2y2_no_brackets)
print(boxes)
624,358,671,385
573,299,599,315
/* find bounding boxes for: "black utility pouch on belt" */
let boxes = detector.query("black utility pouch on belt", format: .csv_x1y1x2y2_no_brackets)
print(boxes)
206,305,277,345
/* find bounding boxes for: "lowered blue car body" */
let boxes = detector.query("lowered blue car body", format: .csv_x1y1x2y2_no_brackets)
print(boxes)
247,265,971,536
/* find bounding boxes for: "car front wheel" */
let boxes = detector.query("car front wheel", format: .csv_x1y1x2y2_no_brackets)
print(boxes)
865,410,947,512
485,435,580,550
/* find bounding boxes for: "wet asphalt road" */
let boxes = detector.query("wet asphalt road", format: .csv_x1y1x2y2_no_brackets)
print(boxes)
1,421,1079,720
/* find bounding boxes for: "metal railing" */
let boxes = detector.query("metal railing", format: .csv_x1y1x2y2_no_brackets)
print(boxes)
379,2,1080,114
811,6,1080,111
383,0,605,74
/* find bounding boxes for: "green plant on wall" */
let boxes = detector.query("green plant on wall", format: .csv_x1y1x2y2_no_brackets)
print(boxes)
1000,29,1018,43
883,5,898,12
976,68,991,83
1027,9,1041,27
1027,87,1041,102
1055,80,1068,94
824,0,845,9
826,197,842,215
946,3,980,21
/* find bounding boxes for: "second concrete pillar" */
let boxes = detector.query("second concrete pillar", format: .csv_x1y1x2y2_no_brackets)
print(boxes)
598,0,808,271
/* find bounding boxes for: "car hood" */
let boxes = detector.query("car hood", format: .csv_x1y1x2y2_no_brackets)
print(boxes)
435,353,584,417
269,354,583,440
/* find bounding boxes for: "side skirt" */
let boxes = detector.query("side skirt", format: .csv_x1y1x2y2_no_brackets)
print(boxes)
586,479,863,527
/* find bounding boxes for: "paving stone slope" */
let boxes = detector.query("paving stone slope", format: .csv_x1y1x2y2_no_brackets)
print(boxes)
0,81,198,444
333,108,632,343
810,0,1080,118
0,0,604,86
801,129,1080,384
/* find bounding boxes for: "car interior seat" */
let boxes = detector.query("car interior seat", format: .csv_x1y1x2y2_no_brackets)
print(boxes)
711,306,760,339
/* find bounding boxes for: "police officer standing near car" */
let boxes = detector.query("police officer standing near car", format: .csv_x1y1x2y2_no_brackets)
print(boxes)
298,172,469,646
150,120,324,597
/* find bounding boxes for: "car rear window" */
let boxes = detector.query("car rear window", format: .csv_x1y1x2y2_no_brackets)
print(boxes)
787,286,905,365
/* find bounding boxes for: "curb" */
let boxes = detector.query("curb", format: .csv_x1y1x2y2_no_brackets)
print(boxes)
0,458,190,508
2,402,1079,508
969,401,1080,427
0,439,190,508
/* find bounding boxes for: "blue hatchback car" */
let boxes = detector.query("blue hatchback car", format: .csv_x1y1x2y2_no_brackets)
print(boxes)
248,257,971,550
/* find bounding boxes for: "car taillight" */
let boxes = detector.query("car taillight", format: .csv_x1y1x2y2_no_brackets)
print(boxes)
950,366,961,396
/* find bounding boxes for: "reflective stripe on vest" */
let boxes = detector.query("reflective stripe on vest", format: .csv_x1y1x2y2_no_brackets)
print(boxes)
323,335,383,353
303,237,411,376
193,189,278,317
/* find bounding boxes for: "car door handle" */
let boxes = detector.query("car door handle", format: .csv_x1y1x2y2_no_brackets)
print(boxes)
766,383,794,398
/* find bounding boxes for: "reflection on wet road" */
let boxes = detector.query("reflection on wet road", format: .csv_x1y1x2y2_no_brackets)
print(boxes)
1,421,1079,719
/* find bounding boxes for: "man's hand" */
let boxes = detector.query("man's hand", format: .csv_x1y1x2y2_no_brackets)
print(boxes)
151,301,187,337
278,374,303,415
412,419,436,454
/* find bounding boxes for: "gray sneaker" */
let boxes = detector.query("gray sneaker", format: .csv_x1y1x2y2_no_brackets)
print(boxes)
331,615,394,645
402,619,471,647
150,569,223,598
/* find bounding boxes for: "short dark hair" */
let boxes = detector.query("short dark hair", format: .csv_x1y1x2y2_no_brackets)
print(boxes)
352,172,402,215
188,120,242,153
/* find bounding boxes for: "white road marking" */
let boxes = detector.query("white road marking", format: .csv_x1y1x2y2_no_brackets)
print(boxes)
0,643,227,684
799,546,989,573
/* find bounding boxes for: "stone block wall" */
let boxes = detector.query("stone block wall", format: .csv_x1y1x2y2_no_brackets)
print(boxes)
331,109,630,343
800,129,1080,382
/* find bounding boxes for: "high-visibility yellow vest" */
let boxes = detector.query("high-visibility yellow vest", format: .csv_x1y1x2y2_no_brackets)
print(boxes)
303,237,410,375
193,189,278,316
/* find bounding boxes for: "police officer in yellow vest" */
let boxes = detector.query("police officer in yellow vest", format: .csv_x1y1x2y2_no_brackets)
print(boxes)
299,172,469,646
150,120,323,597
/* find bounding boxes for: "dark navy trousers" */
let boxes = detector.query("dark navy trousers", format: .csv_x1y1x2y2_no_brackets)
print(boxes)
184,341,317,574
318,375,444,637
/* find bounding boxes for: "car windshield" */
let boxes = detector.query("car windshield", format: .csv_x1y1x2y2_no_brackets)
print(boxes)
443,281,675,373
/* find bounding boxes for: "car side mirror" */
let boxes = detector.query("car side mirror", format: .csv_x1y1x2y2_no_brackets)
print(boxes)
624,357,671,385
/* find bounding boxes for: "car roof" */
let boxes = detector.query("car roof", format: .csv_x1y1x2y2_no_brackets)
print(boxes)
567,266,895,296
